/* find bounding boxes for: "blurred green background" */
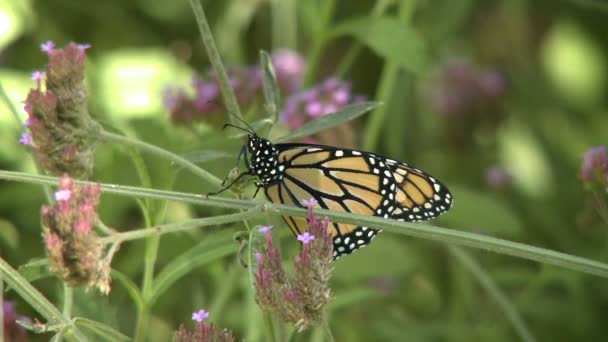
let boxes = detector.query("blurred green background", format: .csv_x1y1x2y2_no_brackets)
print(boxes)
2,0,608,341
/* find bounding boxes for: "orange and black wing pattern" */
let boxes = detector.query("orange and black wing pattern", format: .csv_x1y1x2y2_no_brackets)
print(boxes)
262,144,452,259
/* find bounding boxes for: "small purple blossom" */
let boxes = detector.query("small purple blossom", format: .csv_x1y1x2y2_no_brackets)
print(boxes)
77,43,91,53
258,225,273,234
302,198,318,207
54,189,72,201
40,40,55,53
19,132,31,145
297,232,316,244
192,309,209,323
272,49,306,93
31,71,45,81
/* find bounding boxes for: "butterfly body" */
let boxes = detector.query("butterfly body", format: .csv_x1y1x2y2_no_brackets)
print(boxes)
236,134,453,259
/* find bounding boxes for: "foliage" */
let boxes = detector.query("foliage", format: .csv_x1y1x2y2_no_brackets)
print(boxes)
1,0,608,341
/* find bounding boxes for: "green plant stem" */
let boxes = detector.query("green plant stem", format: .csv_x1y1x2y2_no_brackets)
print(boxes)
0,277,4,341
188,0,243,121
0,258,89,340
321,310,335,342
99,130,221,188
362,0,417,151
5,170,608,279
302,0,337,86
99,209,261,244
335,0,393,78
449,246,536,342
263,313,277,342
62,284,73,319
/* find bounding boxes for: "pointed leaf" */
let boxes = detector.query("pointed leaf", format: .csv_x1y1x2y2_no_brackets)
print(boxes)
274,101,379,143
330,17,426,74
259,50,281,120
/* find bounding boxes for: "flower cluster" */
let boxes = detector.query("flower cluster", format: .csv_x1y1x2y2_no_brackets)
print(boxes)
21,41,96,178
42,175,111,294
173,308,235,342
163,66,263,125
427,58,506,118
581,146,608,192
3,301,30,342
254,198,334,332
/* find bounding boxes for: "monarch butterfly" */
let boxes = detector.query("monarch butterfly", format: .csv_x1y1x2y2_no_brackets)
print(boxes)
212,120,453,259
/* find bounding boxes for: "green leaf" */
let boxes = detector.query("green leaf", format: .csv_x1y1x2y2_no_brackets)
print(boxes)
148,232,238,304
259,50,280,120
73,317,132,341
0,219,19,250
17,259,52,284
330,17,426,74
273,101,379,143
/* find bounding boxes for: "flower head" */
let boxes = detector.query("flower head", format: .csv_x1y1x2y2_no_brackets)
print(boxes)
581,146,608,183
42,175,111,294
24,41,96,178
258,225,273,234
280,78,362,147
253,198,333,332
174,309,235,342
272,49,306,93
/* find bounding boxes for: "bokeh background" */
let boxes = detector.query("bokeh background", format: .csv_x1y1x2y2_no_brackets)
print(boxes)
2,0,608,341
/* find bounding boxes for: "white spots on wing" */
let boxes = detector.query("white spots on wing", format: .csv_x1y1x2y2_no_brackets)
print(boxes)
335,150,344,157
352,151,362,155
307,148,322,152
383,178,389,185
373,168,380,174
433,183,441,192
384,170,391,177
369,158,376,165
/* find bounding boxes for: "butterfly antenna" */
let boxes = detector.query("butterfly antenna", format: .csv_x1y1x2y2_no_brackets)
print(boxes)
206,99,257,135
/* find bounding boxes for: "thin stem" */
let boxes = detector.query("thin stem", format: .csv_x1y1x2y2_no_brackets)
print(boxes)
321,310,335,342
99,209,261,244
449,246,536,342
0,258,89,340
0,277,4,341
263,313,277,342
362,0,417,151
99,130,221,188
188,0,243,122
62,285,73,319
335,0,393,78
5,171,608,279
302,0,337,86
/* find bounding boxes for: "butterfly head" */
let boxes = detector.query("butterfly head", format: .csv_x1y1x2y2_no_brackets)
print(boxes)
247,135,281,184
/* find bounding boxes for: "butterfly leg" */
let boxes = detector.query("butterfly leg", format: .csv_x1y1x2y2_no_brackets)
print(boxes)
207,171,252,196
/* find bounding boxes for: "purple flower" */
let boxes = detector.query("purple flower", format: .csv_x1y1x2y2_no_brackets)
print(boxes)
3,301,30,342
279,78,361,129
54,189,71,201
297,232,316,244
258,225,273,234
77,43,92,52
40,40,55,53
18,132,31,145
478,70,505,97
581,146,608,182
192,309,209,323
302,198,318,207
272,49,306,93
31,71,45,81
